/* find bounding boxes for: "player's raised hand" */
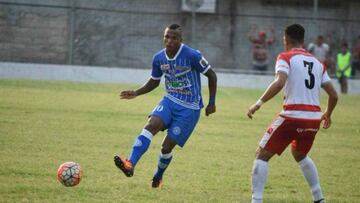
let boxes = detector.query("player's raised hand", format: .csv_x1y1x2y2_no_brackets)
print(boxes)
205,104,216,116
321,112,332,129
120,90,137,99
247,104,260,119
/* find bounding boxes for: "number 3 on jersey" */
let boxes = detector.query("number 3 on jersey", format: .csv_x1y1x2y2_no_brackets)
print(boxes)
304,61,315,89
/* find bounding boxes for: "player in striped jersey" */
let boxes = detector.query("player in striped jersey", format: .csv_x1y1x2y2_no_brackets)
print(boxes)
114,24,217,188
247,24,338,203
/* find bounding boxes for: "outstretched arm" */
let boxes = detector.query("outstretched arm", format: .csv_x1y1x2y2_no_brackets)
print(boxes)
321,82,338,129
204,69,217,116
120,78,160,99
247,72,287,119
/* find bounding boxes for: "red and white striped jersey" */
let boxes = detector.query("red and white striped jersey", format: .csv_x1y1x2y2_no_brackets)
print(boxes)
275,48,331,120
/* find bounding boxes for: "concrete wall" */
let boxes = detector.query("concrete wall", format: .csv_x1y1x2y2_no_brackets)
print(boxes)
0,1,69,63
1,62,360,95
0,0,359,71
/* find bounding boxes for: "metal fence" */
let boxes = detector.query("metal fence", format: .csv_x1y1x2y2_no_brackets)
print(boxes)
0,0,359,76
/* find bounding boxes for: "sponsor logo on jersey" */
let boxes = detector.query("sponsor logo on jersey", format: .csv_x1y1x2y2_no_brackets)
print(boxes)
167,89,192,95
166,78,192,89
160,64,170,71
170,80,185,88
175,66,190,72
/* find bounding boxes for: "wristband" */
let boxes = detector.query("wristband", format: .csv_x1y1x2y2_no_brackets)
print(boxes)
209,96,216,105
255,99,264,107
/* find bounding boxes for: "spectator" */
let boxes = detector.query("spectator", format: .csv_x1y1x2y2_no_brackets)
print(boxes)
307,35,330,63
248,26,276,73
351,36,360,76
336,43,352,94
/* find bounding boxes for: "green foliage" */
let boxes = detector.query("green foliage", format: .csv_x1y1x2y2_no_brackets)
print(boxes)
0,79,359,202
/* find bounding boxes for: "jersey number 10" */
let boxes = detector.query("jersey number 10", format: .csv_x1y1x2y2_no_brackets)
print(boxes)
304,61,315,89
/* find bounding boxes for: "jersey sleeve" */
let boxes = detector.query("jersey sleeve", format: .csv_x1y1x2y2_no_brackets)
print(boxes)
192,51,211,74
151,56,163,80
275,53,290,75
321,71,331,84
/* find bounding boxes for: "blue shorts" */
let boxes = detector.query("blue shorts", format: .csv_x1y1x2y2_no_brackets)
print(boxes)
150,97,201,147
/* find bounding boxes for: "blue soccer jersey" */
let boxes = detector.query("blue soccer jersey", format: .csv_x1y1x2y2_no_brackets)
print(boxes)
151,43,211,110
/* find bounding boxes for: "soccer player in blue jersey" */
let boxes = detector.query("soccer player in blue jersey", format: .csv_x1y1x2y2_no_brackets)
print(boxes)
114,24,217,188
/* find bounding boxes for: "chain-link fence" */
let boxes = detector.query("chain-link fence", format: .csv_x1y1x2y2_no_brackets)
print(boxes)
0,0,359,76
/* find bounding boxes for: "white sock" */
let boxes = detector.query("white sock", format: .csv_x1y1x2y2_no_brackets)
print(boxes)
299,156,324,201
251,159,268,203
140,129,153,140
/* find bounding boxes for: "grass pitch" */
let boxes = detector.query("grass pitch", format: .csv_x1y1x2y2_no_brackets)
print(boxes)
0,79,359,203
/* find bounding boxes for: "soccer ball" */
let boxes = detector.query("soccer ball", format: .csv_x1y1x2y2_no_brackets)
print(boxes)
57,162,83,187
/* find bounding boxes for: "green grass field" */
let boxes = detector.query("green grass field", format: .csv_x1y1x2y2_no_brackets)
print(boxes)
0,79,359,203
